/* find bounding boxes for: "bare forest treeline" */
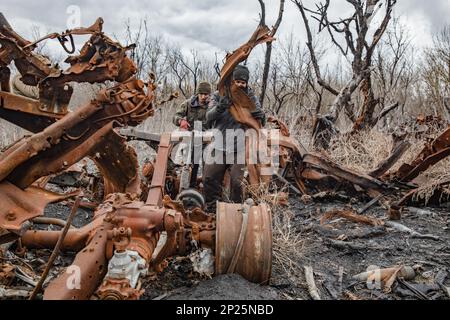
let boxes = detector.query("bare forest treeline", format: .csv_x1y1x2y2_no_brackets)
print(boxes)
1,6,449,148
120,15,450,137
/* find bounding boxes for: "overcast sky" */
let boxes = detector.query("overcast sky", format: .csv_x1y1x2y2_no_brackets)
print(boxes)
1,0,449,60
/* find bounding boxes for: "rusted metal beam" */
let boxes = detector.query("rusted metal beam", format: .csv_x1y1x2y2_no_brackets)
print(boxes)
21,214,105,251
146,133,172,207
43,227,110,300
395,126,450,182
369,141,411,178
89,129,141,198
0,181,77,232
0,92,66,118
302,153,389,191
1,80,153,189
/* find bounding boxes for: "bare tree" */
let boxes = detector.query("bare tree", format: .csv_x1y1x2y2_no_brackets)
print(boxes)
167,46,189,98
258,0,286,108
166,46,217,98
372,18,417,129
123,19,170,83
267,33,312,115
293,0,397,144
422,25,450,119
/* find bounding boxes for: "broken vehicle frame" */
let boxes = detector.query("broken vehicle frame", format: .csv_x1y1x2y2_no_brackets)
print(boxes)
0,16,272,300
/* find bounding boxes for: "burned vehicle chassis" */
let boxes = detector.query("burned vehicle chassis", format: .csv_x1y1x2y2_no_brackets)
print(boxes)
1,14,449,300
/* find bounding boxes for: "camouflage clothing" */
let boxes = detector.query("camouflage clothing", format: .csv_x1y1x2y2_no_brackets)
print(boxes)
173,95,211,131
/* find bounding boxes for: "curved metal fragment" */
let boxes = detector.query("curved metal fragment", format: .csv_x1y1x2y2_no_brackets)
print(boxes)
395,126,450,182
215,202,272,285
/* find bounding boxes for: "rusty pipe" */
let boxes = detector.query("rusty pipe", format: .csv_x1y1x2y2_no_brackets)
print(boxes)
21,216,103,251
32,217,75,229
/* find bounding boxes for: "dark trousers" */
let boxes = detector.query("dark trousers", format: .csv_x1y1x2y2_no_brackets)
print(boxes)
203,153,245,213
189,163,200,188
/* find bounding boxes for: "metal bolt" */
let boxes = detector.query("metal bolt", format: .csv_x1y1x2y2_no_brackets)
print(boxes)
5,211,16,221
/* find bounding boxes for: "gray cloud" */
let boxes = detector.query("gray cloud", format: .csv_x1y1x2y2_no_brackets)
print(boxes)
1,0,448,59
397,0,450,33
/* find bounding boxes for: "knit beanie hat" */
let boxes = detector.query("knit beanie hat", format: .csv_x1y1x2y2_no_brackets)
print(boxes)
197,81,212,94
232,65,250,82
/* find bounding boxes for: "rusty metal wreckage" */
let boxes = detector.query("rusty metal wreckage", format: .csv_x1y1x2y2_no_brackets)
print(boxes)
0,14,449,300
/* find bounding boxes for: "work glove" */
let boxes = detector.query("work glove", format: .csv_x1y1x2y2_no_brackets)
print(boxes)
179,119,191,130
216,95,231,113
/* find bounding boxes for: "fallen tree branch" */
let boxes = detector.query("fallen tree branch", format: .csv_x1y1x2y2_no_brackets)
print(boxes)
358,193,384,214
384,221,440,241
327,239,368,251
304,266,321,300
369,141,411,178
406,207,435,216
378,102,400,121
0,286,30,299
321,209,384,226
327,239,388,251
314,225,386,240
302,153,389,191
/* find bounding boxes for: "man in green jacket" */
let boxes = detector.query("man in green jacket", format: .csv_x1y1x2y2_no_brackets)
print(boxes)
173,81,212,131
173,81,212,188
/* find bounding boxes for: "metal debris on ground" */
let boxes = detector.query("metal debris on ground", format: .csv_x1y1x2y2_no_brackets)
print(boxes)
0,12,449,301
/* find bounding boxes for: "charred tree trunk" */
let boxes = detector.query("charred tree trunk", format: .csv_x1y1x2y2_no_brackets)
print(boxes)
354,73,379,131
259,0,285,109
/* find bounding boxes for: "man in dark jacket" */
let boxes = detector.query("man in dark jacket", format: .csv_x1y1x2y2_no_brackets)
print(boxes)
203,65,266,213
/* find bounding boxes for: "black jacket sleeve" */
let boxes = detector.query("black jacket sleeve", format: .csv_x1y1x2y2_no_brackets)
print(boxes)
248,88,266,126
206,93,229,124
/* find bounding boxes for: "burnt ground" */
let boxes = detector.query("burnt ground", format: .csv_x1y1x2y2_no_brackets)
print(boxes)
269,198,450,300
2,195,449,300
139,197,450,300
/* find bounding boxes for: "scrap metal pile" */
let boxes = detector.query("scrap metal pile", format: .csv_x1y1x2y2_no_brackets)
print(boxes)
0,16,273,300
0,15,449,300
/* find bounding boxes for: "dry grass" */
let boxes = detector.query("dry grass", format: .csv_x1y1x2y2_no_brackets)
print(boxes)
325,129,394,173
271,204,305,287
412,167,450,205
244,180,288,206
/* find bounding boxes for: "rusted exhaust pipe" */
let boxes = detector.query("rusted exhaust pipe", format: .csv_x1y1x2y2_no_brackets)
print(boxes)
21,217,104,251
